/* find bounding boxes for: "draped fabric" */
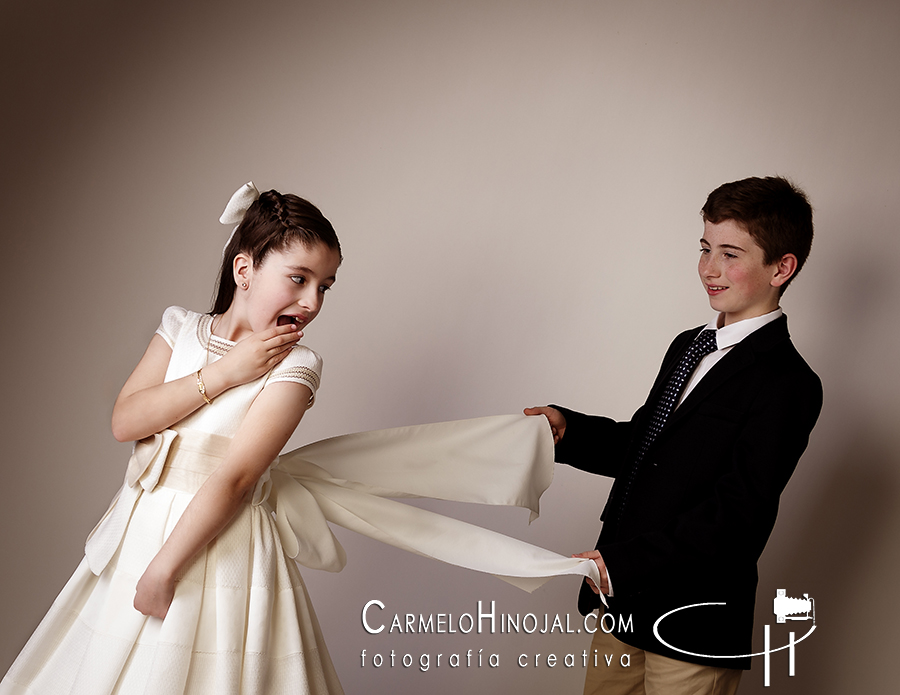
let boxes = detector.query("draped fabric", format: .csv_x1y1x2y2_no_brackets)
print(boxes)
273,414,602,591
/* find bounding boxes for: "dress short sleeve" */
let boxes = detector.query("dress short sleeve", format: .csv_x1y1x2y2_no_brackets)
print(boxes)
266,345,324,407
155,306,190,348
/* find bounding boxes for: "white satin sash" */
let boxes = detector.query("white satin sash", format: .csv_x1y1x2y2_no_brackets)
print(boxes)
85,415,602,596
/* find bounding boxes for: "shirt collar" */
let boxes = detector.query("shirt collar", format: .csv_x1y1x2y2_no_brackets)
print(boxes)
704,308,783,350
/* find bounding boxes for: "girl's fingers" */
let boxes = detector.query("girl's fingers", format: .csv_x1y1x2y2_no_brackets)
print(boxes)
243,325,293,346
268,323,302,338
267,333,302,354
264,327,302,346
266,340,301,365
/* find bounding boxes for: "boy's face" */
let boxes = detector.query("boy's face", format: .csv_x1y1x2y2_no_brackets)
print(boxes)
698,219,783,326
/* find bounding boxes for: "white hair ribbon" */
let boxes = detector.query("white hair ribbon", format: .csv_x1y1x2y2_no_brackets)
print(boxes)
219,181,260,253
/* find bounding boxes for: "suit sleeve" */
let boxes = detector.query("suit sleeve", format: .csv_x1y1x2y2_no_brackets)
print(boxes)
551,405,638,479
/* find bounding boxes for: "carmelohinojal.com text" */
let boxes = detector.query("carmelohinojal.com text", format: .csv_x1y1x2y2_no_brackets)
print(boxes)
360,600,634,672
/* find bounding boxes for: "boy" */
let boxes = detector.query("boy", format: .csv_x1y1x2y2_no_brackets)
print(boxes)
526,176,822,695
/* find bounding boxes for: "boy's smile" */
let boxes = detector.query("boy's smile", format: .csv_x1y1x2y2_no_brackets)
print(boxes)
699,219,791,326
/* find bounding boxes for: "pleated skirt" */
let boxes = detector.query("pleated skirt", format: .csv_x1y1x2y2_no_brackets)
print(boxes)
1,482,343,695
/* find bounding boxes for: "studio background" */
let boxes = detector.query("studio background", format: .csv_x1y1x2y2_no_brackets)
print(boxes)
2,1,898,693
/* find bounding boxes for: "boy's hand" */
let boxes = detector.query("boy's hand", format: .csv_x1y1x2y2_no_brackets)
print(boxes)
524,406,566,444
572,550,609,595
215,324,301,388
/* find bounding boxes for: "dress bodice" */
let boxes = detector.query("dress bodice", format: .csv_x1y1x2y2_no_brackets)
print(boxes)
156,306,323,438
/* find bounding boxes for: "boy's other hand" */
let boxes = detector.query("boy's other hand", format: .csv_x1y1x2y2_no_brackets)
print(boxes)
572,550,609,595
524,406,566,444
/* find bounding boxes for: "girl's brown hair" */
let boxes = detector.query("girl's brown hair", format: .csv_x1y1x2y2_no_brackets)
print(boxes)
211,190,341,314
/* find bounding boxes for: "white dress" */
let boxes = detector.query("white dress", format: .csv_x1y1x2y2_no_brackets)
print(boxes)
0,307,342,695
1,308,602,695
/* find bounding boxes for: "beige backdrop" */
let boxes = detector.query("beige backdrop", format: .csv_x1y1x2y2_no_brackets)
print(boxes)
2,1,898,693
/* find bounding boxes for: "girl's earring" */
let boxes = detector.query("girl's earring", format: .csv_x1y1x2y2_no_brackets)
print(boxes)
241,282,248,289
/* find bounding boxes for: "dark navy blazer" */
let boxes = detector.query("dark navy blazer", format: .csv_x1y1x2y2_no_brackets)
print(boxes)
553,314,822,669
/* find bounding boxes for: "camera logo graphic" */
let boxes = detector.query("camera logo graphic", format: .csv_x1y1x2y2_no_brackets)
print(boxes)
773,589,814,623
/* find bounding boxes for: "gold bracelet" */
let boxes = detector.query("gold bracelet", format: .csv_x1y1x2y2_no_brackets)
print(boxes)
196,369,213,405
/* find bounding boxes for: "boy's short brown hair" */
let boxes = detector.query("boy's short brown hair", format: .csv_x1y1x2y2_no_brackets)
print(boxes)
702,176,813,294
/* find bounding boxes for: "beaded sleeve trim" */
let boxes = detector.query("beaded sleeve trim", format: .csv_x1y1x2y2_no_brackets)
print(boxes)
270,365,321,392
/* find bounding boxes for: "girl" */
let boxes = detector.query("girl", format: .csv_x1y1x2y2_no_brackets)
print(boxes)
1,183,345,694
2,183,600,695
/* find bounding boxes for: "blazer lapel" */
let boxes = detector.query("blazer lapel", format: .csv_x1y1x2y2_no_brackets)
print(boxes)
666,345,756,426
662,315,791,430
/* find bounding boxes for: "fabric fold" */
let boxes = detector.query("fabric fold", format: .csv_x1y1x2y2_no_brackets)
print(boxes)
86,430,179,573
276,414,603,595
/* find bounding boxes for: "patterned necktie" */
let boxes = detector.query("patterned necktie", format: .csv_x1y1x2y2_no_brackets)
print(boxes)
617,328,718,522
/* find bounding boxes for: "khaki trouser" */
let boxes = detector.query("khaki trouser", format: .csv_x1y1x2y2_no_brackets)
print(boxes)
583,628,742,695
